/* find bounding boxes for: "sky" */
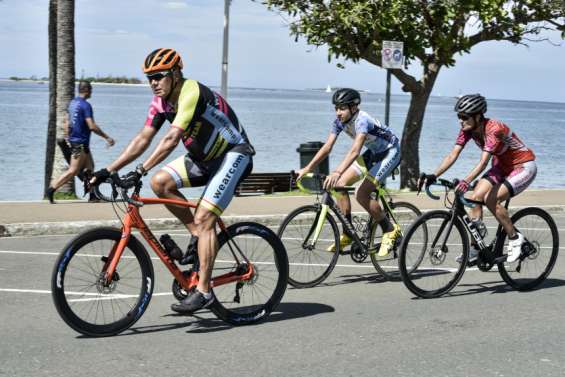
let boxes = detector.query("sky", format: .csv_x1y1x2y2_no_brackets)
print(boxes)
1,0,564,103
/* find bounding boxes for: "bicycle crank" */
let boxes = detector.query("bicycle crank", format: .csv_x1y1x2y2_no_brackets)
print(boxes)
350,243,368,263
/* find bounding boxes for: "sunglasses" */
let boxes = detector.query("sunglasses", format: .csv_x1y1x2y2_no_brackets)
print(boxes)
457,113,471,121
146,71,170,81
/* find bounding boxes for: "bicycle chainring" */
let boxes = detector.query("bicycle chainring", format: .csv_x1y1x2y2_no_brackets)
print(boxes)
172,270,193,301
477,258,494,272
350,243,368,263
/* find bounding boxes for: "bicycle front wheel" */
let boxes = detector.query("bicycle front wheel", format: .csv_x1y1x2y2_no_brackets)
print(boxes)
369,201,423,281
277,205,340,288
399,211,468,298
210,222,288,325
51,227,154,337
497,207,559,291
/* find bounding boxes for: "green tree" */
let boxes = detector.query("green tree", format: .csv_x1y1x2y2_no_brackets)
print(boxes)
264,0,565,189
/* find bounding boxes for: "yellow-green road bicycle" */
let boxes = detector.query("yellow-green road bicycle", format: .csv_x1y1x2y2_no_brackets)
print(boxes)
277,173,425,287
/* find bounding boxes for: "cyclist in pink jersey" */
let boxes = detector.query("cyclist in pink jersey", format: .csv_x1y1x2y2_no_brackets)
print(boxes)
419,94,536,263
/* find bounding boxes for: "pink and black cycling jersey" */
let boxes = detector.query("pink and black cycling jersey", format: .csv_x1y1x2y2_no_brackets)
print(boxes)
455,118,535,174
144,79,252,161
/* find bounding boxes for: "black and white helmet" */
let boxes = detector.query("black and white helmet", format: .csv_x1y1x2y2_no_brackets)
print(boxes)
454,94,487,115
332,88,361,106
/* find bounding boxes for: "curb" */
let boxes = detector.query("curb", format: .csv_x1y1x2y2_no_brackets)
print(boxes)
0,214,288,238
1,205,564,238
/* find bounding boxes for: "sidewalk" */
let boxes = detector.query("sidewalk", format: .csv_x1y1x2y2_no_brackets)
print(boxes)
1,189,563,237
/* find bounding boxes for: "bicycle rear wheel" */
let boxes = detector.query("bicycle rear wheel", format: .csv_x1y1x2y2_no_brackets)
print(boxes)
497,207,559,291
277,205,340,288
369,201,423,281
51,227,154,337
210,222,288,325
399,211,468,298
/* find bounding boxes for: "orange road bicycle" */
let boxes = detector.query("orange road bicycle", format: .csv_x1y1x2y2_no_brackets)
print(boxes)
51,176,288,337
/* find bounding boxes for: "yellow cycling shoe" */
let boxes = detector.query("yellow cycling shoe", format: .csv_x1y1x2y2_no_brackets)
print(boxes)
327,234,353,252
377,224,401,257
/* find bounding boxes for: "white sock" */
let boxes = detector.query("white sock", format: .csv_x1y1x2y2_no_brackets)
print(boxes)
198,289,212,299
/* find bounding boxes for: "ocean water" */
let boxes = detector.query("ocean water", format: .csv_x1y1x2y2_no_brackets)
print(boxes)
1,80,564,201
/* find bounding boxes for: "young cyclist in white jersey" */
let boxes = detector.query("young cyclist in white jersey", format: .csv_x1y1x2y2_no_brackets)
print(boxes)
297,88,402,257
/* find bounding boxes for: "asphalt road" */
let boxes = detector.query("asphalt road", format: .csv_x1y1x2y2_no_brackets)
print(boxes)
1,213,565,377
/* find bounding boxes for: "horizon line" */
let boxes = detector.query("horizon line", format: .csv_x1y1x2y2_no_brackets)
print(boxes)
1,77,563,106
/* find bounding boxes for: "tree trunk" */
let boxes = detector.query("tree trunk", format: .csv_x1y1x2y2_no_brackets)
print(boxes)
44,0,58,198
399,65,441,190
53,0,76,197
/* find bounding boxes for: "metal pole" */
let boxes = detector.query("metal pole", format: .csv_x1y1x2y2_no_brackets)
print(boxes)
221,0,230,99
385,69,391,126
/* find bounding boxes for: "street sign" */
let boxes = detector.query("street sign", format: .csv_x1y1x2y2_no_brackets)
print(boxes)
382,40,404,69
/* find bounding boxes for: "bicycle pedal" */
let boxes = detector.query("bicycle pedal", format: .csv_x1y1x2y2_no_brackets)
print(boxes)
493,255,507,264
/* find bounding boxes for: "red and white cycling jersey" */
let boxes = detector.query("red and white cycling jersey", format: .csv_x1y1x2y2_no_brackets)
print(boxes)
456,118,535,174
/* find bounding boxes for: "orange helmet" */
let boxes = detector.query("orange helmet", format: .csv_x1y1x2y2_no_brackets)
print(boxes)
143,48,183,74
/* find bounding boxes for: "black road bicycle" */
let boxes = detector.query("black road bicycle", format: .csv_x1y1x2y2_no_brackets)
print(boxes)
398,178,559,298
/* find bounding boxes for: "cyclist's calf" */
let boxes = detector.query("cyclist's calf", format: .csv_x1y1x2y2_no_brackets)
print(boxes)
356,179,385,221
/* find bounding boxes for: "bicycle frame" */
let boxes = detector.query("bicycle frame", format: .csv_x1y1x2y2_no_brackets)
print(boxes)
430,190,510,267
304,186,393,254
101,194,254,292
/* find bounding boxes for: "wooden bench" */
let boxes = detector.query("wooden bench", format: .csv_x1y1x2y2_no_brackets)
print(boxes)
235,172,297,196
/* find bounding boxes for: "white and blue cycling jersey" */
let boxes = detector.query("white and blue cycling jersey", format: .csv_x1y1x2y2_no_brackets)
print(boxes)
330,110,398,154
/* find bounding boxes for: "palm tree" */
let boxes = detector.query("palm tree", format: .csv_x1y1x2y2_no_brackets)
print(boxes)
44,0,58,198
51,0,76,197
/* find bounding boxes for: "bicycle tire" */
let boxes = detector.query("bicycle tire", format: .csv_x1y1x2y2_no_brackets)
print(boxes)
277,205,340,288
210,222,288,325
51,227,154,337
399,210,468,298
497,207,559,291
369,201,423,281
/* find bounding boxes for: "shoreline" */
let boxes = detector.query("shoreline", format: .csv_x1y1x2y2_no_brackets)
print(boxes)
1,78,564,104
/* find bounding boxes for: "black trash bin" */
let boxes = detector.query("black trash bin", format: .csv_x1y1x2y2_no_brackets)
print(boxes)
297,141,329,191
297,141,329,175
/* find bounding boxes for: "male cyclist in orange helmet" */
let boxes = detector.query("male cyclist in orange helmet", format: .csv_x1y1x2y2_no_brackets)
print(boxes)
92,48,255,313
419,94,537,264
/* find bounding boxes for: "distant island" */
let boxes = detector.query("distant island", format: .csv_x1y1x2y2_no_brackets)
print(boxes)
8,75,143,84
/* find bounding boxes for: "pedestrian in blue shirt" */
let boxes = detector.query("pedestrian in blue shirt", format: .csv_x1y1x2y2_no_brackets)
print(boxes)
47,81,115,203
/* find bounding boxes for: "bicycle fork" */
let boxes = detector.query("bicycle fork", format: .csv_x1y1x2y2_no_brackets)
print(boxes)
302,204,330,248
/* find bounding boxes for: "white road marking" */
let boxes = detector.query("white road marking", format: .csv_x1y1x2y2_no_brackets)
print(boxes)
0,288,172,300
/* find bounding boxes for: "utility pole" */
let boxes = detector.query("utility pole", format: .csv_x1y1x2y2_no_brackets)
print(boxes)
385,69,391,126
221,0,231,99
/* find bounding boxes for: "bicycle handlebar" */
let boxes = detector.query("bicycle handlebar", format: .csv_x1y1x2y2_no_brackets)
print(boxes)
423,177,477,208
293,171,356,195
91,173,144,207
